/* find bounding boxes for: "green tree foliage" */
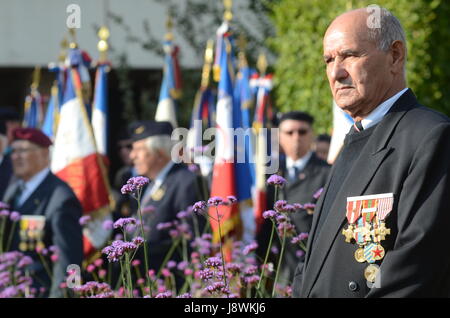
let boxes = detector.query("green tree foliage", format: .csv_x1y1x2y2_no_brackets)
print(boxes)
270,0,450,133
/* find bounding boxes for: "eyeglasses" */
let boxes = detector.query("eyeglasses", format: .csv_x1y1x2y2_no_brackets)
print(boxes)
281,129,310,136
10,147,40,155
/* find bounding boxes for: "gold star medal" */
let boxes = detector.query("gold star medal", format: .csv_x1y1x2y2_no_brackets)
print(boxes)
354,248,366,263
342,199,362,243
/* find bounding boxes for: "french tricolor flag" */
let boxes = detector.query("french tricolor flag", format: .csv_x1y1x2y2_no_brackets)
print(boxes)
51,48,112,255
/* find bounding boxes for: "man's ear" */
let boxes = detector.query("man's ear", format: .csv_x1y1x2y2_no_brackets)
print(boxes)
390,40,406,74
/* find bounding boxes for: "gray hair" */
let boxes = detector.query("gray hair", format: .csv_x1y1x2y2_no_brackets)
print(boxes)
368,7,407,55
144,135,174,157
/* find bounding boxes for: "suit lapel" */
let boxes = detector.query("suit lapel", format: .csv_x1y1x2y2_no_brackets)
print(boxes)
301,89,417,297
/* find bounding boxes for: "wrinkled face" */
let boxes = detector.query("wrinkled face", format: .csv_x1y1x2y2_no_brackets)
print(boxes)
323,21,393,119
11,140,49,181
279,119,313,160
130,139,161,178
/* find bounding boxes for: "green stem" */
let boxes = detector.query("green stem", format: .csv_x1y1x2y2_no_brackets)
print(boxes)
256,219,276,297
135,190,152,297
37,253,53,281
0,217,6,253
156,238,180,280
215,206,229,298
124,253,133,298
272,226,287,298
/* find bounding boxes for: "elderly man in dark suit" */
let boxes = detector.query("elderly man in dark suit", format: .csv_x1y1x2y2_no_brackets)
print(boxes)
293,7,450,298
127,121,202,274
2,128,83,298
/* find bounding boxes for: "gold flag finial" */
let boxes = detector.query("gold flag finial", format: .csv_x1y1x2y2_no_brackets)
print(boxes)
97,26,110,62
257,53,268,76
59,37,68,62
69,28,78,49
201,40,214,88
31,66,41,90
237,34,248,68
223,0,233,22
165,15,174,41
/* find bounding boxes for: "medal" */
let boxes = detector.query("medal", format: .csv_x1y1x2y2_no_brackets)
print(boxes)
364,264,379,283
344,193,393,282
151,187,165,201
354,248,366,263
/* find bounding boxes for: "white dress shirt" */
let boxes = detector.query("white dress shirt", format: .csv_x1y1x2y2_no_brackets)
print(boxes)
17,167,50,207
359,88,409,130
286,151,312,180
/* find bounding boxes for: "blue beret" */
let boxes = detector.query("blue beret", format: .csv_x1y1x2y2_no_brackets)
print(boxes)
129,120,173,142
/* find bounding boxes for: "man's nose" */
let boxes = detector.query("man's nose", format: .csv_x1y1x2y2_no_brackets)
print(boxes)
330,60,349,82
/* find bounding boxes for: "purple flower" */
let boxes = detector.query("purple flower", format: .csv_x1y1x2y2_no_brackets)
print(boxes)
188,164,200,173
0,202,9,210
226,263,243,275
86,264,96,273
102,240,138,262
243,241,258,255
303,203,316,210
267,174,287,187
293,203,304,210
102,219,114,230
176,210,190,219
244,265,258,275
193,201,207,213
262,210,278,219
176,293,192,298
204,282,227,294
244,275,260,286
204,257,222,268
156,222,173,231
131,259,141,267
17,256,33,269
296,250,305,259
313,187,324,200
142,205,156,215
277,222,296,238
177,261,188,271
79,215,91,226
9,211,21,222
291,233,309,244
199,268,214,280
167,260,177,269
227,195,237,204
0,210,10,217
121,176,150,195
113,217,137,229
207,196,224,206
132,236,144,246
276,214,287,223
155,291,172,298
274,200,287,212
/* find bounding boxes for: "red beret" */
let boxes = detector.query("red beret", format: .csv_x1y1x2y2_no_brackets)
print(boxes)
12,128,52,148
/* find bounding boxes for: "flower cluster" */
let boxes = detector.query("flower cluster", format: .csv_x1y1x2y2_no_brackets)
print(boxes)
102,240,139,263
0,251,34,298
121,176,150,195
267,174,287,187
73,281,114,298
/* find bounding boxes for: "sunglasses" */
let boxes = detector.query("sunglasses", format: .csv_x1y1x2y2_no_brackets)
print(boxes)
282,129,310,136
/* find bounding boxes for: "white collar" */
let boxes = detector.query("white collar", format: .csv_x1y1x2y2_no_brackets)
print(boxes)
17,167,50,206
360,88,409,130
286,151,312,172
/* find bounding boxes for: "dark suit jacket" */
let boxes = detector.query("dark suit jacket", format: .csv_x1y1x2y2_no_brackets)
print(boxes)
136,163,203,271
3,172,83,298
0,154,13,199
293,89,450,298
256,153,330,282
